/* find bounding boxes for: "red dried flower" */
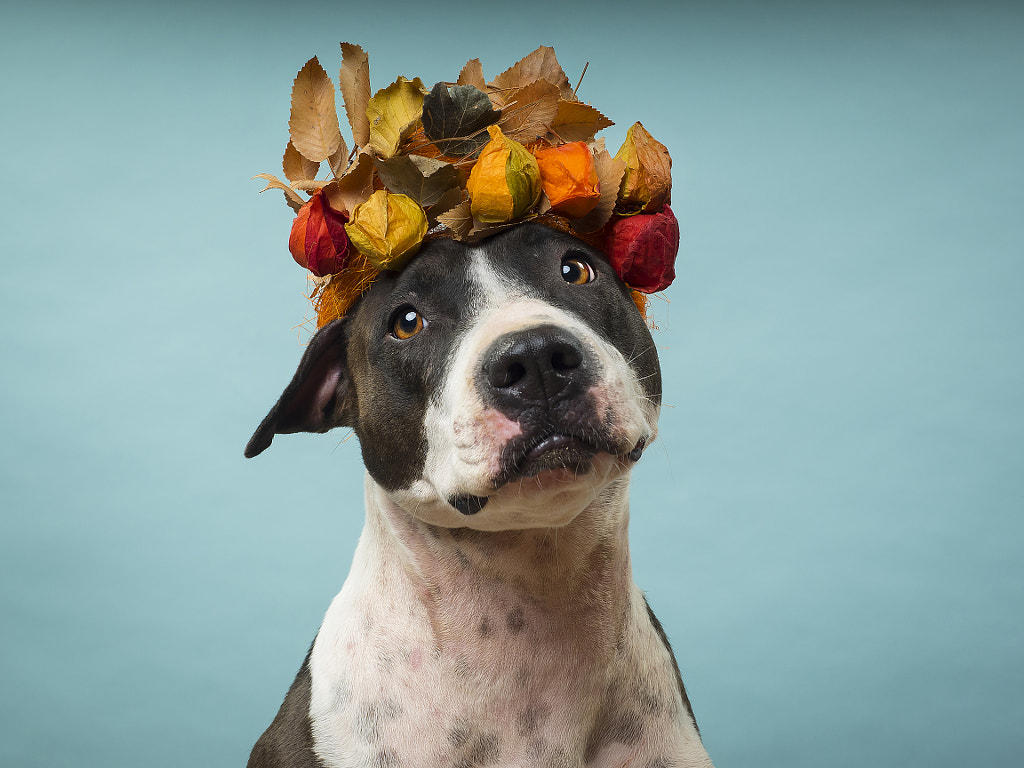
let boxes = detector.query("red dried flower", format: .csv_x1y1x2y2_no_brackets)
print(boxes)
604,205,679,293
288,189,351,276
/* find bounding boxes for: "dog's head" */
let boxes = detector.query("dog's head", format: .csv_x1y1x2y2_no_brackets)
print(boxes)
246,224,661,530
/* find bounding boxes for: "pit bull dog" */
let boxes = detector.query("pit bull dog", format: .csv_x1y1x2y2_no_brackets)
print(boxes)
245,223,713,767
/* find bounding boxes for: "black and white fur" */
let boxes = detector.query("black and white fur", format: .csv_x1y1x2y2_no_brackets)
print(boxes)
245,224,713,768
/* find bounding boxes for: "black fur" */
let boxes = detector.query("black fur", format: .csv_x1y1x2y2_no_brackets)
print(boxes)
247,645,326,768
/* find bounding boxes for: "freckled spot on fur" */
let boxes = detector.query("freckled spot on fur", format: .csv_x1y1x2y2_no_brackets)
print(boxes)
374,747,400,768
506,607,525,634
448,721,472,748
584,691,645,762
545,746,577,768
514,664,530,687
479,616,492,636
517,703,549,735
453,656,472,678
645,759,674,768
454,733,500,768
357,699,402,742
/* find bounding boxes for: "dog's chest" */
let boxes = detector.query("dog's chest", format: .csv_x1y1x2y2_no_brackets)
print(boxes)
305,532,703,768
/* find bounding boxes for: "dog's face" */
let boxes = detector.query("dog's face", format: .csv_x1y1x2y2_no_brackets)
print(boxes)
247,224,661,531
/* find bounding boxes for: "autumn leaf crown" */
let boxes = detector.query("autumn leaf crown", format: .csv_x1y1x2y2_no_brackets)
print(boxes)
256,44,678,328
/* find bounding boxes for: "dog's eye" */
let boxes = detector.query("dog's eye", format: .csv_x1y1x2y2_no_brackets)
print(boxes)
560,255,595,285
392,306,426,340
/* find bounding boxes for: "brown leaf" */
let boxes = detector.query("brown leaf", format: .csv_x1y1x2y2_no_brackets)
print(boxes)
290,179,329,192
327,144,350,177
339,42,371,148
436,199,473,238
495,79,561,143
546,100,614,144
427,186,466,226
254,172,306,212
283,140,320,183
457,58,486,90
323,152,375,214
489,46,573,99
572,140,625,233
289,57,344,163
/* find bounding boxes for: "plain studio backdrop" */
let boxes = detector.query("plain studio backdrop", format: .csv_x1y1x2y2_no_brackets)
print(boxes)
1,1,1021,765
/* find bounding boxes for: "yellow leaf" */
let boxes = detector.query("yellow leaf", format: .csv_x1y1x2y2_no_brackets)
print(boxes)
254,172,306,212
457,58,486,90
289,57,344,163
495,79,561,143
366,77,427,158
323,152,375,215
489,46,573,99
339,43,371,148
547,100,614,144
283,140,319,183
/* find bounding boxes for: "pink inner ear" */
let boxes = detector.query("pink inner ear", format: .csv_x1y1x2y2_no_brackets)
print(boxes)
315,367,343,412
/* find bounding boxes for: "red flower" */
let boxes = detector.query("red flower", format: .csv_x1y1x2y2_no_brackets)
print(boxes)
604,205,679,293
288,189,351,276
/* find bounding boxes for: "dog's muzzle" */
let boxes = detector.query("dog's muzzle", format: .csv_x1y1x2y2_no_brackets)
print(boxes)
481,323,589,410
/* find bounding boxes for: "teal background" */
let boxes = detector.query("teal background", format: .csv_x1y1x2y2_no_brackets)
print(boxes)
2,1,1022,765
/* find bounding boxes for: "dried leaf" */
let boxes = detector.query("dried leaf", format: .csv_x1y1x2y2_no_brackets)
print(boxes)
291,179,329,192
489,46,573,99
339,43,371,148
572,142,625,233
422,82,501,157
366,77,427,158
437,199,473,238
323,152,375,214
289,57,344,163
495,79,561,143
375,154,462,208
283,140,320,183
327,144,349,177
254,172,306,212
547,100,614,144
457,59,486,90
427,186,466,227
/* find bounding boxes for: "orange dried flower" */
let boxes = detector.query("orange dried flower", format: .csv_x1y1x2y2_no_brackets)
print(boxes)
534,142,601,219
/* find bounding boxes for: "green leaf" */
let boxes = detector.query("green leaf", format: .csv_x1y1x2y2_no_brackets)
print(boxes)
422,82,501,157
374,155,462,208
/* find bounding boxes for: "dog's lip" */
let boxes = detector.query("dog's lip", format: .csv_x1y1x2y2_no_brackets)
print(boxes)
493,431,645,488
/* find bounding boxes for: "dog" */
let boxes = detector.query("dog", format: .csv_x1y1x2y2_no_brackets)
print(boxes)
244,223,713,768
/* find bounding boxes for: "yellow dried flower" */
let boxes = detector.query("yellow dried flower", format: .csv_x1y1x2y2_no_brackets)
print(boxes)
467,125,542,224
614,122,672,214
344,190,428,270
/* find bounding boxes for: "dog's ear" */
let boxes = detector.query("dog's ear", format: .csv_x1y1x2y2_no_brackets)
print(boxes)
245,318,354,458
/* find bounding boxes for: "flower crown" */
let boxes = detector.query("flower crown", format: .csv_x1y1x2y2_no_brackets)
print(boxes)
256,45,678,328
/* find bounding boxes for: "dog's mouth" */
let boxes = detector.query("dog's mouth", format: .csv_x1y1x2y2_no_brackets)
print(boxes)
448,432,647,516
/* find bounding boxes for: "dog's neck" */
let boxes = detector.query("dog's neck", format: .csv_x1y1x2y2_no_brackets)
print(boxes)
362,475,634,656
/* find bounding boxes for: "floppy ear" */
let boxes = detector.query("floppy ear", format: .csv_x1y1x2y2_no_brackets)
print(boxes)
244,318,354,458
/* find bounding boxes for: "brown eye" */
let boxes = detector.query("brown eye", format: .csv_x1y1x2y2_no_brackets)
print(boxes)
392,307,425,339
560,255,595,285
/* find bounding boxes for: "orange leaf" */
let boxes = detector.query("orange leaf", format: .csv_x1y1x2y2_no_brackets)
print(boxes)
457,58,486,90
572,140,625,233
547,100,614,144
489,46,573,99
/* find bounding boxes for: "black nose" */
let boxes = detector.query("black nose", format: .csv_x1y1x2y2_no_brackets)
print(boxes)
482,324,588,408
